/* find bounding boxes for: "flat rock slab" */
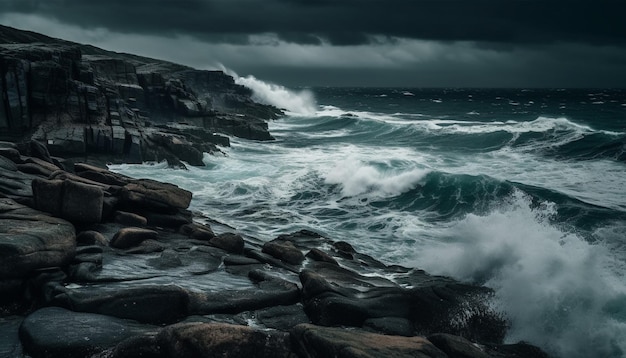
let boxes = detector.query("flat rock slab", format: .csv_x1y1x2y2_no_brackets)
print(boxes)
0,198,75,279
121,179,192,210
19,307,157,358
157,322,296,358
51,284,189,324
291,324,448,358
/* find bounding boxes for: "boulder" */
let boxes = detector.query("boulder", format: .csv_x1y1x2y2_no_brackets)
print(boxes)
0,198,75,279
290,324,447,358
110,227,158,249
210,232,244,254
262,239,305,265
157,322,296,358
19,307,157,358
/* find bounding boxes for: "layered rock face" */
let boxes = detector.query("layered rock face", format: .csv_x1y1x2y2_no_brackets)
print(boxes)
0,25,281,168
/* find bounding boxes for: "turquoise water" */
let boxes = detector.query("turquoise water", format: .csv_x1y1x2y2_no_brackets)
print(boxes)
112,85,626,358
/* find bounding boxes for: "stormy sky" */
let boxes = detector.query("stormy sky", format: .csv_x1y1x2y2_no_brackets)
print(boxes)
1,0,625,87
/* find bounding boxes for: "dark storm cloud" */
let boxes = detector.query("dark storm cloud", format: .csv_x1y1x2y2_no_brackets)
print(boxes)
2,0,625,46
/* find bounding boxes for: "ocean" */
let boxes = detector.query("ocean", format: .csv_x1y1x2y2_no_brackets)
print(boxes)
111,81,626,358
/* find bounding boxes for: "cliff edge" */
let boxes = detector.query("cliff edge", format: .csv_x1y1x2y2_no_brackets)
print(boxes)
0,25,282,167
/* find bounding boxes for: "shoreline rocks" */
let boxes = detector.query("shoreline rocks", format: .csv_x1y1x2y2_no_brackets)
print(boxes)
0,142,551,357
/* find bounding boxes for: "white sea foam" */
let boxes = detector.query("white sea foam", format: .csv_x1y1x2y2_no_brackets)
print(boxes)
409,191,626,358
220,67,317,115
323,156,430,198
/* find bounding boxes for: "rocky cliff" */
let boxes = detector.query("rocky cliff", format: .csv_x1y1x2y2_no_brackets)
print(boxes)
0,25,282,168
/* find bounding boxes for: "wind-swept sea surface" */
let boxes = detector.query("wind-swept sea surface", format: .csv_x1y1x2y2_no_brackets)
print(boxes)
112,83,626,358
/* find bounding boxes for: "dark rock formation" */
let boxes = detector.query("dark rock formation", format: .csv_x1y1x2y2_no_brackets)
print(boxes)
19,307,157,358
0,198,75,279
156,322,296,358
291,324,448,358
210,232,245,254
0,25,283,168
109,227,159,249
262,238,306,265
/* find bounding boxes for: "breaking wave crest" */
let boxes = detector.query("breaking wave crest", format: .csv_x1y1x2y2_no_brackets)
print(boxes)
411,191,626,358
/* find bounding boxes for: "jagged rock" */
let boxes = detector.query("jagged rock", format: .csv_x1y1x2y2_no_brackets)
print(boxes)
210,232,244,254
19,307,157,358
157,322,296,358
262,239,305,265
0,198,75,279
110,227,158,249
290,324,448,358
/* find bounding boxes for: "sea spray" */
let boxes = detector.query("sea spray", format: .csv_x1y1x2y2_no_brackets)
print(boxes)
218,66,317,115
410,191,626,358
323,156,430,198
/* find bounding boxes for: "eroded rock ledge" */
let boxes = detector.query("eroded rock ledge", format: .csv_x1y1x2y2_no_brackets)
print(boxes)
0,25,282,168
0,142,549,358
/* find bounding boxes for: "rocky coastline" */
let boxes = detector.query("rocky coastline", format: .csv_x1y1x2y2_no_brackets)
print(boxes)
0,25,549,358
